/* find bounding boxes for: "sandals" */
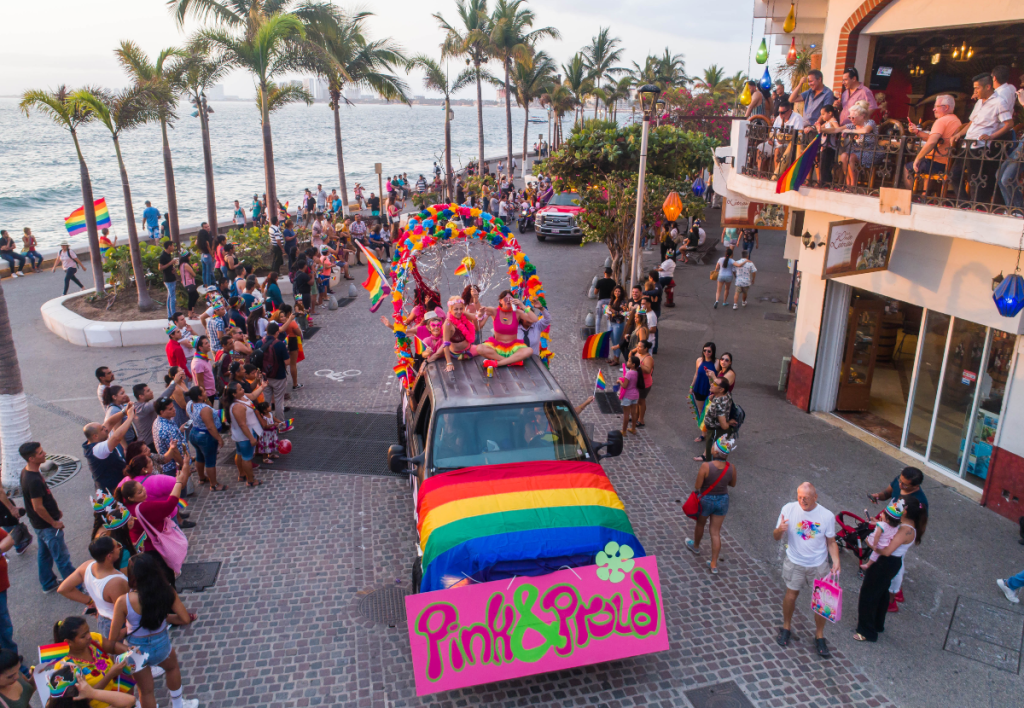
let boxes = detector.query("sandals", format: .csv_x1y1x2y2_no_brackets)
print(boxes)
210,484,228,492
246,480,264,488
852,633,870,642
815,638,832,658
776,628,791,647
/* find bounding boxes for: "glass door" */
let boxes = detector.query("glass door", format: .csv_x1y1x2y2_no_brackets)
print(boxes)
963,330,1015,487
904,311,951,455
927,319,988,473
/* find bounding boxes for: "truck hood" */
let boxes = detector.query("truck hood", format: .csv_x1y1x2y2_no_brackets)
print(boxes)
416,460,644,592
537,205,583,215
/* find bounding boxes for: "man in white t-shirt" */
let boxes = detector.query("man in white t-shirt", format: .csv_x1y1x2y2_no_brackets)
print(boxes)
773,482,839,658
761,99,806,171
732,251,758,309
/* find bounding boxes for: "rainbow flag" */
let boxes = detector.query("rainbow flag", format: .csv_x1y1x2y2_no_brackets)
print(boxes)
39,642,70,664
581,331,610,359
357,242,391,313
412,336,428,356
64,198,111,236
416,460,645,593
454,262,469,276
595,370,607,391
177,499,188,512
776,135,822,194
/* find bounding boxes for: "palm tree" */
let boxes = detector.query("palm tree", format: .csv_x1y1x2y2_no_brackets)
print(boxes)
257,80,313,114
582,27,625,118
562,53,592,128
694,64,732,101
0,277,31,487
488,0,560,179
410,56,475,196
776,46,820,93
115,42,184,246
725,70,749,111
540,82,573,147
171,43,233,238
73,87,161,311
168,0,338,223
654,48,688,88
435,0,491,174
19,87,105,294
309,11,409,216
510,50,556,175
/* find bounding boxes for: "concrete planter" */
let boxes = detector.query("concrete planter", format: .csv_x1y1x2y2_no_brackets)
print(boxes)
40,289,197,348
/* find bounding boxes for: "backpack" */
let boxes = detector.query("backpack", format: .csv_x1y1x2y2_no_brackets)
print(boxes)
258,337,278,377
249,343,265,372
730,401,746,433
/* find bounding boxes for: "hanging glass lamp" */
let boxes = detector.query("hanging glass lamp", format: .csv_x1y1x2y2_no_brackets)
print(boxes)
759,66,772,91
782,2,797,33
739,83,752,106
993,273,1024,318
787,37,798,65
756,38,769,65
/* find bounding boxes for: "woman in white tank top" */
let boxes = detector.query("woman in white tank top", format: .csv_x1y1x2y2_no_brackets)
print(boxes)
56,535,128,641
225,380,267,488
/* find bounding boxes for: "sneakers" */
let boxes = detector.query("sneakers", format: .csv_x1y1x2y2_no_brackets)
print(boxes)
181,699,198,708
997,578,1020,604
887,600,899,613
14,538,33,556
685,538,701,555
42,586,57,595
151,666,166,679
713,301,719,309
732,304,738,310
741,300,747,307
894,589,905,603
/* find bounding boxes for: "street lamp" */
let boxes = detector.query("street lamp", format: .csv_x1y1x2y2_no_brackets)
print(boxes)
629,85,661,290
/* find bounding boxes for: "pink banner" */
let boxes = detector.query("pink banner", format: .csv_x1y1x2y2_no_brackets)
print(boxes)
404,555,669,696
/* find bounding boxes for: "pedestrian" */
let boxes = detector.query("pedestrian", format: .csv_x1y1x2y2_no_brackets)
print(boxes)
635,340,654,427
867,466,928,609
82,409,134,493
101,385,137,446
594,267,616,331
19,442,77,594
0,231,26,278
51,241,86,294
131,384,157,446
773,482,840,658
732,250,758,309
0,531,25,665
152,397,190,478
119,448,192,530
251,193,262,226
94,366,115,412
617,355,642,436
203,299,227,354
184,386,226,491
141,201,161,240
606,302,627,366
190,336,217,397
165,326,189,379
657,250,676,292
159,367,191,430
854,498,923,642
178,253,199,318
269,216,284,273
47,616,135,703
0,486,32,557
685,435,738,574
0,649,34,703
56,535,129,641
641,295,659,355
112,465,191,582
224,381,266,487
195,222,215,287
157,240,178,319
21,227,43,272
262,323,291,415
106,553,199,708
694,376,736,461
712,246,736,309
718,352,737,390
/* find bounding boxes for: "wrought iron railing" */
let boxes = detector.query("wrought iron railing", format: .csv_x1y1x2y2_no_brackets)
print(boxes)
741,122,1024,217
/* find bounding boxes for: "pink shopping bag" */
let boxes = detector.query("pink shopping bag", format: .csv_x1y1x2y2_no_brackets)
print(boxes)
811,572,842,623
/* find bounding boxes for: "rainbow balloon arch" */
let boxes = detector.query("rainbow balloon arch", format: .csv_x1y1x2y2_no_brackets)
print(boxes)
386,203,552,386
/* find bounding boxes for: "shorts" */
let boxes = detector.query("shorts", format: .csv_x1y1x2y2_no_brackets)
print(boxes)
300,293,311,309
318,276,330,290
736,285,750,294
485,338,527,358
620,397,638,407
127,628,172,666
235,436,256,462
189,428,219,468
782,556,831,592
717,274,734,284
639,388,650,400
699,493,729,517
287,336,299,352
146,225,159,239
909,158,945,176
96,614,113,640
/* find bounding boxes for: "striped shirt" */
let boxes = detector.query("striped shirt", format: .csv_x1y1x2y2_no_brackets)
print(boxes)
269,225,283,247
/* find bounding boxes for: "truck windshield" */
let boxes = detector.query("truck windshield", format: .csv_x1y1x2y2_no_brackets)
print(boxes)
547,193,580,206
431,402,590,470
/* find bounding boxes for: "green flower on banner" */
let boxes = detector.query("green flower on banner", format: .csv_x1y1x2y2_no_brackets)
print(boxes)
595,542,635,583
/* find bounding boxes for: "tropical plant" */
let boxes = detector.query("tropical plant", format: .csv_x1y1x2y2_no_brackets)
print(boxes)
488,0,560,178
693,64,732,101
0,276,31,487
307,10,409,216
582,27,625,118
73,87,162,310
19,87,105,293
653,48,688,88
510,49,556,175
435,0,492,174
540,82,574,147
775,45,820,92
171,42,233,238
410,55,475,196
725,70,750,111
662,87,733,143
561,53,592,129
115,41,184,246
102,241,165,291
257,80,313,114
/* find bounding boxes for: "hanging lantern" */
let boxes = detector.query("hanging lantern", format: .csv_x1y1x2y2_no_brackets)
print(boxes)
993,273,1024,318
759,66,773,91
739,82,752,106
782,2,797,33
755,38,769,65
662,191,683,222
787,37,798,66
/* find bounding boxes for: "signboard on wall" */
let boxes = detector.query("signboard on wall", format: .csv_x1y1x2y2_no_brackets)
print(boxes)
822,220,897,279
722,195,789,230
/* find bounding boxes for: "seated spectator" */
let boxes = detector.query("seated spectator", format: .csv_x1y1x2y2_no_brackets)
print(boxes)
837,100,879,187
903,94,961,189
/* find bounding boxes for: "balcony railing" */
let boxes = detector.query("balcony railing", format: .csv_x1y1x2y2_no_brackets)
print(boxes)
741,122,1024,218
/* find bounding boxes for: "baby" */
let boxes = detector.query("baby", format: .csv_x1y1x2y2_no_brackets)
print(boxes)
860,499,905,570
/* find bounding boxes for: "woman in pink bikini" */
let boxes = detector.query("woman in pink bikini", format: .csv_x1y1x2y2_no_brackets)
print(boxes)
475,291,539,367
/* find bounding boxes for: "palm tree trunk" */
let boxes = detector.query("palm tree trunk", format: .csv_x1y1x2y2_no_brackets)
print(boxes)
73,133,104,294
262,85,280,223
113,138,156,311
445,97,454,197
332,92,350,217
160,120,180,247
475,66,485,174
0,276,31,487
504,58,513,179
522,104,529,183
199,106,219,237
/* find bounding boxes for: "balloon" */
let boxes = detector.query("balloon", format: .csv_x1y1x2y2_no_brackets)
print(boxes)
277,439,292,454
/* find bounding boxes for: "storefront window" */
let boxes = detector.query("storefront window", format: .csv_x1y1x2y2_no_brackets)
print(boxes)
928,319,987,473
965,330,1015,486
905,311,950,455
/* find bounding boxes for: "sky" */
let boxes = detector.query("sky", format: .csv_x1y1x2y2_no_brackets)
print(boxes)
0,0,757,98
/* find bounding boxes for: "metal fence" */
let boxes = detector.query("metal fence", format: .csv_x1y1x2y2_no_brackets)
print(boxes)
741,122,1024,217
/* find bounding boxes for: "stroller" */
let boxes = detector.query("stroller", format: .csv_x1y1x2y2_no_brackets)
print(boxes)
834,510,877,561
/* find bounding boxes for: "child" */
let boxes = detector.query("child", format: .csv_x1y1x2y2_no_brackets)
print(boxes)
254,400,280,464
861,499,904,570
617,356,641,436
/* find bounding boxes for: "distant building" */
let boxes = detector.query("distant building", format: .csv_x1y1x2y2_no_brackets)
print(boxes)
288,79,302,90
206,84,225,101
496,87,507,101
344,86,361,101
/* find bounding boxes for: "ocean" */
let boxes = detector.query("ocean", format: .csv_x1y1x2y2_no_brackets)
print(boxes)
0,97,550,248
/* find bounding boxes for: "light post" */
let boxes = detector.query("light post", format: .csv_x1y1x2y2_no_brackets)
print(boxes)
629,84,661,290
655,97,666,127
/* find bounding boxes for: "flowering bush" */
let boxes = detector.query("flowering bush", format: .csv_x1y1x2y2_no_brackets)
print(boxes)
662,87,733,144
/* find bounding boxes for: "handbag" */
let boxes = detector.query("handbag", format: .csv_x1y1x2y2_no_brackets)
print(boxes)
709,267,719,281
811,572,843,623
682,463,730,519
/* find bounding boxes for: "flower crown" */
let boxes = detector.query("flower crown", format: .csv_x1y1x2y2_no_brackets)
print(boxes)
91,490,115,513
103,502,131,530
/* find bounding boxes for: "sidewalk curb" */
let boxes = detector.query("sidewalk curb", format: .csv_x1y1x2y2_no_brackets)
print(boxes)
40,289,202,348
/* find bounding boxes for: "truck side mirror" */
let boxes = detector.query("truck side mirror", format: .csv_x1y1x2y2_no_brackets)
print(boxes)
594,430,623,460
388,444,407,475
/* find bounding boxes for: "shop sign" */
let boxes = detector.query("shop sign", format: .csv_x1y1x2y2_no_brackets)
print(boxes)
722,195,789,229
962,370,977,385
823,220,896,279
405,555,668,696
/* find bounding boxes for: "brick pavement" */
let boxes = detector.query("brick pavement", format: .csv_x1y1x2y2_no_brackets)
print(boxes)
168,235,896,708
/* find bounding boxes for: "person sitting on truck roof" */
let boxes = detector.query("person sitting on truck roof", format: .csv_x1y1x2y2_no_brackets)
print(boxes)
473,291,539,368
442,296,480,370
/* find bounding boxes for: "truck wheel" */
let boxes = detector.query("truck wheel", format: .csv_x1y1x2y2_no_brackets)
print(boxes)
396,403,405,443
536,234,546,242
411,557,422,594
